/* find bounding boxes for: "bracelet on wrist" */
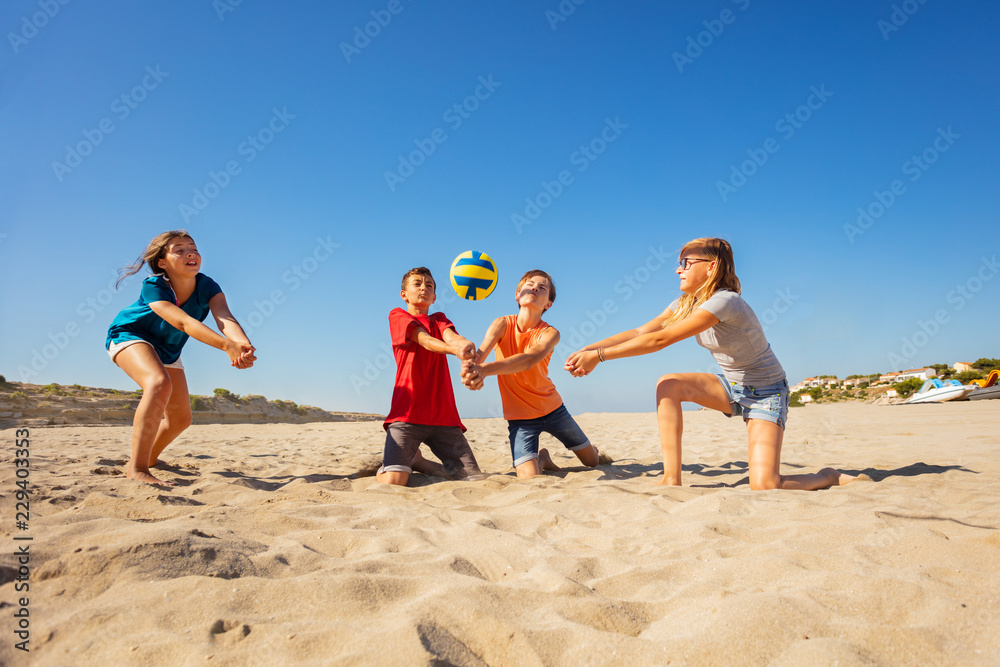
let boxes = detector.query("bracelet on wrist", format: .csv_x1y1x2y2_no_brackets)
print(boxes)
597,347,606,363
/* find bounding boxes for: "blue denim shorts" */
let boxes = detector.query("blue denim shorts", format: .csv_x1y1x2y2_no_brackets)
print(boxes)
507,404,591,467
714,375,789,429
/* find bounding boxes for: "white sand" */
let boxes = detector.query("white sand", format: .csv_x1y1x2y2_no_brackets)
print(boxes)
2,402,998,666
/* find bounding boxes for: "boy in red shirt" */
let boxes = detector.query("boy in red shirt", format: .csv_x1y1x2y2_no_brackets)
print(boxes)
460,270,605,479
377,267,483,486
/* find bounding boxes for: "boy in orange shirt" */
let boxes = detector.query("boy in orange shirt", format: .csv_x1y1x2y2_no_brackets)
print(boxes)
460,270,605,478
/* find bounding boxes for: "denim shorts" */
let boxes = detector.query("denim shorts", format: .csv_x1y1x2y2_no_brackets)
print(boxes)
507,404,591,467
714,375,789,429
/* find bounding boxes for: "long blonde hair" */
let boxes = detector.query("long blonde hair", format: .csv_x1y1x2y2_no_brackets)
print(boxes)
116,230,193,288
664,237,741,326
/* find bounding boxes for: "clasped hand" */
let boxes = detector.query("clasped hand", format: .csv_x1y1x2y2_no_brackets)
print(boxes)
230,343,257,369
564,350,599,377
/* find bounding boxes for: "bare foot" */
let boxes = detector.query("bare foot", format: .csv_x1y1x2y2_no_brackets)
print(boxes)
648,477,681,487
126,468,175,487
412,449,451,479
539,448,560,472
821,468,856,486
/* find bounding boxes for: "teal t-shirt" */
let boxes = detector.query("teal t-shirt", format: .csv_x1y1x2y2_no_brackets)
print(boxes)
107,274,223,364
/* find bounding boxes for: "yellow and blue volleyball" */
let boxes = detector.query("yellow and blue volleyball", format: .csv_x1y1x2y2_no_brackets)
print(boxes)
449,250,499,300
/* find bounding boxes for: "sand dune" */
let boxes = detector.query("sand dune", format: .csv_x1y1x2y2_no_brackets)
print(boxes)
2,402,998,665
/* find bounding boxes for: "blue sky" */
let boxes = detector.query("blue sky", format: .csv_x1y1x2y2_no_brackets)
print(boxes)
2,0,998,417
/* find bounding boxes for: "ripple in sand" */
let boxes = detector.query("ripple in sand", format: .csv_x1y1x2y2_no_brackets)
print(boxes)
417,621,488,667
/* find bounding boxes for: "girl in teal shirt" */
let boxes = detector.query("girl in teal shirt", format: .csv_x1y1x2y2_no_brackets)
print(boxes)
107,230,256,486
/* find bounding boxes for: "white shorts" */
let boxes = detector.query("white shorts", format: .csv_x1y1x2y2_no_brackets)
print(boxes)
107,340,184,369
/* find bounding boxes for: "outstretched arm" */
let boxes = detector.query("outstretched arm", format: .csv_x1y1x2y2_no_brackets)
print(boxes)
474,316,508,363
440,326,477,361
148,298,255,367
410,324,476,360
462,326,559,390
209,293,256,368
480,327,559,377
566,308,719,377
565,304,675,373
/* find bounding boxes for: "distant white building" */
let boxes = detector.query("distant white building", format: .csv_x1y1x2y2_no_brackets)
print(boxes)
791,377,821,392
885,389,898,398
954,362,974,373
879,368,936,384
799,394,813,403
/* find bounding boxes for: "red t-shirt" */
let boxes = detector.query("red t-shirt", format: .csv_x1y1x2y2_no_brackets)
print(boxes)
383,308,465,431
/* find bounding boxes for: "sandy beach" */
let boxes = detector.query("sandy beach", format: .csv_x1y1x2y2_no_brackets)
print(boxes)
2,401,998,666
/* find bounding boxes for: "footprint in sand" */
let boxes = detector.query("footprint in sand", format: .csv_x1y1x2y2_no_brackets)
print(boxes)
209,619,250,646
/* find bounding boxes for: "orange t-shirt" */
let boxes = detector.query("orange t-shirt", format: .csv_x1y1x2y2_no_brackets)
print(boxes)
495,315,563,421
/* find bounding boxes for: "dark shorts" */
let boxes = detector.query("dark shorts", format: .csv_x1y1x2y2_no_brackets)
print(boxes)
381,422,481,478
507,404,591,467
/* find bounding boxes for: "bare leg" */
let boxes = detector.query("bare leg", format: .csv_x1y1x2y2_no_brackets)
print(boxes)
654,373,732,486
149,367,193,466
376,469,409,486
514,448,560,479
746,419,855,490
114,344,175,486
411,448,451,479
573,444,601,467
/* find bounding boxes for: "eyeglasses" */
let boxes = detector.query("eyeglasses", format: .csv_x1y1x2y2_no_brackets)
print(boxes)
678,258,711,270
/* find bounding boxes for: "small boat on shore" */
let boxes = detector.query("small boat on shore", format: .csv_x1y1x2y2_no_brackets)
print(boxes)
905,379,973,404
968,385,1000,401
962,369,999,401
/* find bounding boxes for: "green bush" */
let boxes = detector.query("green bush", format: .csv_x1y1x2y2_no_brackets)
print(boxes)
789,391,805,408
10,391,28,400
893,377,925,398
954,370,985,384
272,399,307,415
43,383,68,396
214,388,241,403
973,358,999,371
190,396,209,411
808,387,823,401
929,363,953,378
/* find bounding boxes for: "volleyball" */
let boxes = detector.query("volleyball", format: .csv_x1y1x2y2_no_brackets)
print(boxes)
449,250,499,300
